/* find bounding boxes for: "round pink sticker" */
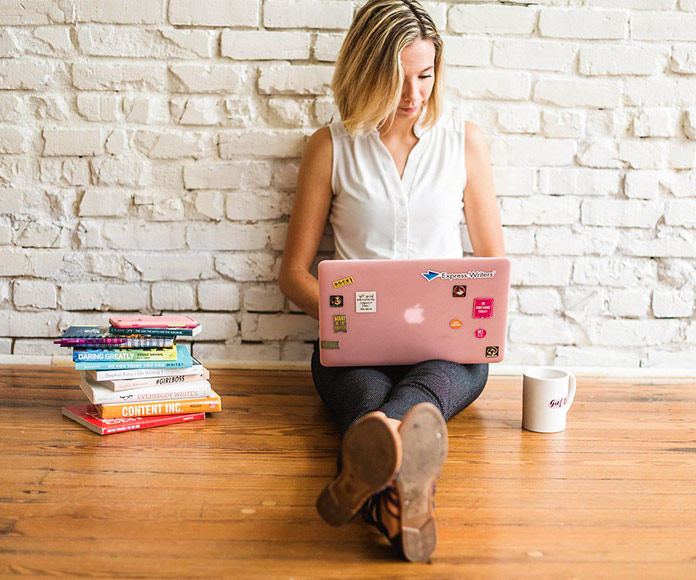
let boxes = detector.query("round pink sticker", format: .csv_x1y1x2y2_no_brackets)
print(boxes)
474,328,487,338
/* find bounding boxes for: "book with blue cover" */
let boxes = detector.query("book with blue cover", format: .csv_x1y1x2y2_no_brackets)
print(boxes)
56,326,174,348
73,345,177,363
74,345,193,371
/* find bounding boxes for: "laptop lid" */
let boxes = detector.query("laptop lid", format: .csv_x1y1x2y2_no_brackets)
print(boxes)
318,257,511,367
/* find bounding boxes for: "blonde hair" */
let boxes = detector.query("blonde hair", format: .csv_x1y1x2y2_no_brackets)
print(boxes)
332,0,443,136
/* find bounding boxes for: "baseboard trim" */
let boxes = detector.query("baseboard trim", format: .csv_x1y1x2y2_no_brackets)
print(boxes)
1,353,695,379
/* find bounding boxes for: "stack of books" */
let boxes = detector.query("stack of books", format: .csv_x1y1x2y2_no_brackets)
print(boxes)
58,315,221,435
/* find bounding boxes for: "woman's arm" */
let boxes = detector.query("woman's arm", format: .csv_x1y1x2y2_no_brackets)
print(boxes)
463,121,506,257
277,127,334,320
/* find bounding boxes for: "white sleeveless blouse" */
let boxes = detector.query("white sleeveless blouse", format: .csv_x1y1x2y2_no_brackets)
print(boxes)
328,109,467,260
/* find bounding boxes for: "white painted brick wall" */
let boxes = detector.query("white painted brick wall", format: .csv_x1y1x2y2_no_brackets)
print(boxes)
1,1,695,367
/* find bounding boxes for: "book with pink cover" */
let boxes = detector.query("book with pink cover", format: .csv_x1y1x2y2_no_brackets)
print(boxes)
318,257,511,366
62,404,205,435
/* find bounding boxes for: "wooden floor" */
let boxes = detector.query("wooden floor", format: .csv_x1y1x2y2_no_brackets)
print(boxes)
1,366,695,579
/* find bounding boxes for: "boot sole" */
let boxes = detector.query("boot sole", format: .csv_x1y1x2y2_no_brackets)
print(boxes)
316,414,402,527
397,403,448,562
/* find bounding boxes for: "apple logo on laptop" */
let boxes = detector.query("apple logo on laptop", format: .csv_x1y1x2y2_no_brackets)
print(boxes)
404,304,424,324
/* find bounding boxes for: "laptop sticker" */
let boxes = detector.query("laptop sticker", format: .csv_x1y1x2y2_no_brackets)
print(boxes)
355,291,377,313
333,314,347,333
330,295,343,308
452,285,467,297
474,328,487,338
321,340,340,349
485,346,499,358
449,319,463,329
332,276,354,288
473,298,494,319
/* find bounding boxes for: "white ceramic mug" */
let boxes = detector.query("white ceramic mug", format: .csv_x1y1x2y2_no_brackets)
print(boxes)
522,367,576,433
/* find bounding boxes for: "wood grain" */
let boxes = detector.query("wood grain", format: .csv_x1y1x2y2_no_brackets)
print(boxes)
1,365,695,579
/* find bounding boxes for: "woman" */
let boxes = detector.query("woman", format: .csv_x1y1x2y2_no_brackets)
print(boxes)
278,0,505,563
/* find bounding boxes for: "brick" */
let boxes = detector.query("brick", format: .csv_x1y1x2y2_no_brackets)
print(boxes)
314,33,346,62
314,98,339,126
493,167,535,197
0,0,76,25
447,69,530,101
77,26,206,59
643,349,696,368
0,127,27,155
631,13,696,41
554,346,641,368
198,282,240,311
534,79,621,108
510,257,572,286
264,0,352,29
243,284,285,312
565,286,609,320
540,110,585,139
589,319,682,347
12,339,64,356
183,162,245,190
665,171,696,197
449,4,536,35
539,168,621,196
127,253,215,281
502,228,535,255
226,190,284,220
624,171,663,199
60,283,104,310
539,9,627,39
215,252,278,282
685,110,696,140
618,140,667,169
579,44,667,76
171,97,222,126
0,338,9,354
443,36,490,67
91,158,151,187
76,0,163,24
13,280,57,309
134,131,208,159
267,98,312,128
535,226,619,256
508,315,574,346
577,140,622,169
516,288,562,315
582,199,663,228
653,288,694,318
0,95,22,123
181,313,238,341
667,142,696,170
606,288,651,317
241,313,317,341
186,223,269,250
0,311,60,337
76,94,121,122
501,197,579,226
42,128,104,156
280,341,314,362
193,339,279,362
670,45,696,75
169,0,258,27
631,108,677,138
586,110,621,138
572,257,656,287
169,63,245,93
78,189,131,217
493,39,576,72
219,131,307,159
683,0,696,11
101,222,184,250
621,229,696,258
0,60,55,90
490,137,576,167
0,218,9,245
194,191,223,221
588,0,676,8
496,106,540,134
15,222,62,248
72,63,166,91
152,283,196,311
665,200,696,227
123,95,169,124
221,30,311,60
258,63,333,95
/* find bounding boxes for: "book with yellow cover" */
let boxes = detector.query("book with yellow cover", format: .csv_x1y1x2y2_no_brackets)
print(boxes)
97,391,221,419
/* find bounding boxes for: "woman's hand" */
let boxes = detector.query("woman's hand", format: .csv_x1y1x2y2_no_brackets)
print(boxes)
277,127,334,320
463,121,506,258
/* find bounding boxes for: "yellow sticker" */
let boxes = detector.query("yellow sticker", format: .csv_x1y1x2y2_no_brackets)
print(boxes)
333,314,347,333
449,319,463,329
332,276,354,288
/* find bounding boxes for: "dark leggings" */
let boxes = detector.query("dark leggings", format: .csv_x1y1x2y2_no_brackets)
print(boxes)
310,340,489,436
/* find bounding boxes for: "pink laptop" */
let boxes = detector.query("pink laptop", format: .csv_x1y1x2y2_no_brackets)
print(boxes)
318,257,511,366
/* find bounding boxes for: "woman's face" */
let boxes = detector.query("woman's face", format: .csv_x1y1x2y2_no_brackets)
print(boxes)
396,38,436,119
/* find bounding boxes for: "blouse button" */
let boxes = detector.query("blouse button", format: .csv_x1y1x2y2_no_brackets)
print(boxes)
399,221,406,228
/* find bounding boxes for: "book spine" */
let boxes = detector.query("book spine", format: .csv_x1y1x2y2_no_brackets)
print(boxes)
75,359,187,371
109,326,194,337
101,413,205,434
90,365,200,381
108,369,208,391
85,379,212,405
73,347,176,363
98,395,221,419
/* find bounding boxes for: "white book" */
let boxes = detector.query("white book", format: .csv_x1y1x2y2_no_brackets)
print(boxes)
78,375,213,405
94,367,210,391
86,359,203,382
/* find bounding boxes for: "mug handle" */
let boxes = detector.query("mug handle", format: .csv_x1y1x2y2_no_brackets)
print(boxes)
566,372,576,410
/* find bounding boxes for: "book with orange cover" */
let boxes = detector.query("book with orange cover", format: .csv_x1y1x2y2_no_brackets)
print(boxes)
97,391,221,419
62,405,205,435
